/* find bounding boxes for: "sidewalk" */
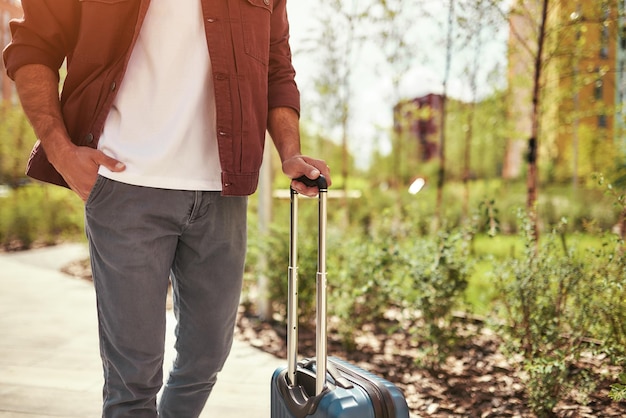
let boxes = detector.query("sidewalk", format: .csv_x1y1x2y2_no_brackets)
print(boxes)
0,243,284,417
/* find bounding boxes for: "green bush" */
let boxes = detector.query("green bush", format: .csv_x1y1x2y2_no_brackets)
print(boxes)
248,195,476,361
610,374,626,402
246,196,329,324
493,213,626,416
0,184,84,249
398,228,474,366
0,104,35,187
244,183,626,412
330,224,405,350
585,237,626,360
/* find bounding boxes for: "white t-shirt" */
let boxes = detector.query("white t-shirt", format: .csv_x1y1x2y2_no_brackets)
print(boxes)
97,0,222,191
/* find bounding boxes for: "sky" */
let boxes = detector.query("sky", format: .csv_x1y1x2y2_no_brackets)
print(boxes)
285,0,510,167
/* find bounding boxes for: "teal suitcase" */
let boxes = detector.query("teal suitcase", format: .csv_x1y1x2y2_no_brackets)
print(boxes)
270,176,410,418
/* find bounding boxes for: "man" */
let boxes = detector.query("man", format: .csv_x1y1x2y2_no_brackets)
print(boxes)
3,1,330,417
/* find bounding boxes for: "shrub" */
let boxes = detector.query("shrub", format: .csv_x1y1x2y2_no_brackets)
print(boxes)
493,212,626,416
246,196,333,324
585,236,626,360
0,184,84,249
610,374,626,402
398,227,475,366
248,195,476,362
245,186,626,410
330,226,405,350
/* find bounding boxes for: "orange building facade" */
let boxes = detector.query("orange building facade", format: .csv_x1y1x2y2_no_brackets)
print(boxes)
508,0,625,183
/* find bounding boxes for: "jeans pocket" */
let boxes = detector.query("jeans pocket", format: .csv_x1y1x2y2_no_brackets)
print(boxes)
85,175,108,207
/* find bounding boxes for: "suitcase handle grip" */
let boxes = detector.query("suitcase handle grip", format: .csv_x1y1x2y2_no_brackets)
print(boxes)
299,359,354,390
293,174,328,191
287,176,328,395
276,360,354,418
277,369,328,418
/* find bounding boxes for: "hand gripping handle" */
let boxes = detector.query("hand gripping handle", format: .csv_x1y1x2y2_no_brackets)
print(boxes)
288,174,328,396
293,174,328,191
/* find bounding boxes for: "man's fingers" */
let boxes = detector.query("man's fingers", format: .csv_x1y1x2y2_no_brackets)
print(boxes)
95,152,126,172
284,156,330,183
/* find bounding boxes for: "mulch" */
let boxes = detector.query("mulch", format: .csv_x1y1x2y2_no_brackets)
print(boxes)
235,305,626,418
61,257,626,417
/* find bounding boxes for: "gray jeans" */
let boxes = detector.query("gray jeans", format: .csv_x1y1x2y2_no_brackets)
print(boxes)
85,177,247,418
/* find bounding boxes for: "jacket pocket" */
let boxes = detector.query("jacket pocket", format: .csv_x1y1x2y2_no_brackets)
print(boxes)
244,0,272,11
73,0,138,65
79,0,131,3
241,0,272,65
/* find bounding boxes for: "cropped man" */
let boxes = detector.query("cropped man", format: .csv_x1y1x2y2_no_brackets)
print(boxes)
3,1,330,417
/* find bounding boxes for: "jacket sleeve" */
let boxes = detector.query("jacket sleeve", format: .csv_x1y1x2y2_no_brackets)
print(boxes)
267,0,300,115
3,0,80,80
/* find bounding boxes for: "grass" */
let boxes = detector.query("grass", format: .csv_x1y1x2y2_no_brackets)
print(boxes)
464,232,618,317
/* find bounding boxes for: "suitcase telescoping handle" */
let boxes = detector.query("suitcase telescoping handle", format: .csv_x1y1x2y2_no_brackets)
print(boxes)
288,175,328,396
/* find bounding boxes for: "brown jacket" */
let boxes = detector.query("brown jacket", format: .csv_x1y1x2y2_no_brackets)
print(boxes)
3,0,300,196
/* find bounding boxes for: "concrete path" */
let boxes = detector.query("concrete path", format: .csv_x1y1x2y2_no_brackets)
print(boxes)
0,243,284,417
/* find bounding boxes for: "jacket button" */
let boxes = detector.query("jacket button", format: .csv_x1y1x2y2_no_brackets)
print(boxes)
85,133,94,143
264,0,269,5
207,18,216,23
110,81,117,92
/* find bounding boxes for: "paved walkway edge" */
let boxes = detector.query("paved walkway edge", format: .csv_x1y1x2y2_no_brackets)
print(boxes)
0,244,284,417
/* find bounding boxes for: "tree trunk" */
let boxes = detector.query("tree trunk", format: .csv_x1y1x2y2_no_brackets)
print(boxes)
436,0,455,230
527,0,549,242
463,100,475,222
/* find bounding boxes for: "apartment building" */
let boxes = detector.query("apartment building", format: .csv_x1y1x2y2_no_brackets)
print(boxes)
508,0,624,183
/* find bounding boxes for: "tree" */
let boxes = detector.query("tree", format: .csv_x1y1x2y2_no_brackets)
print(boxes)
455,0,508,220
434,0,456,230
370,0,424,190
528,0,549,239
508,0,625,238
0,104,34,187
304,0,369,201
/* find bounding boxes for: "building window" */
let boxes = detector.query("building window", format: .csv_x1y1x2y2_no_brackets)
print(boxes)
601,25,610,59
598,114,608,128
601,2,610,59
595,73,604,101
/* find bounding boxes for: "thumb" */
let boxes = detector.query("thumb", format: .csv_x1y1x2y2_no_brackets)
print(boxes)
95,152,126,172
307,167,321,180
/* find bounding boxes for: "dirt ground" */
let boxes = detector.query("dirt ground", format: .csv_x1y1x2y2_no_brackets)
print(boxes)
62,257,625,417
236,307,626,418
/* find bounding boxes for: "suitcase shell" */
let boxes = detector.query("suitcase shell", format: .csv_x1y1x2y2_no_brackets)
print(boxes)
270,176,409,418
271,357,410,418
